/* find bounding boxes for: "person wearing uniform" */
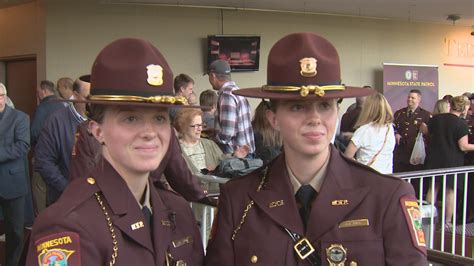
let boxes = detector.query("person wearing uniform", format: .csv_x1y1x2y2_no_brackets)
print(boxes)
26,38,204,265
205,33,427,265
393,89,431,173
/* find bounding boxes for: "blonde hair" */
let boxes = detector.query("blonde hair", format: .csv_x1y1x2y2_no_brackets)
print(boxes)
432,99,450,115
450,96,470,113
252,101,282,148
0,83,7,95
354,92,393,128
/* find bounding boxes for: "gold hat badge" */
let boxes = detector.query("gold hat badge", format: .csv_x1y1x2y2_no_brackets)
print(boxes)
146,64,164,86
299,57,317,77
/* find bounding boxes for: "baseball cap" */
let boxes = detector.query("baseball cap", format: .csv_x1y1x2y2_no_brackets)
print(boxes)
204,60,231,75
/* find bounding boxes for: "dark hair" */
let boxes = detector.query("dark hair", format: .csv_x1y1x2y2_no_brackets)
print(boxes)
88,103,107,123
409,89,421,96
199,89,217,108
40,80,55,93
173,74,194,95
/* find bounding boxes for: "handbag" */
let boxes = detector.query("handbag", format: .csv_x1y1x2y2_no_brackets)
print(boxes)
410,130,426,165
214,157,263,178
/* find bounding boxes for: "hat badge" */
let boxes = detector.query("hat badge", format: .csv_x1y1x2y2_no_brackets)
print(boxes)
146,64,164,86
299,57,317,77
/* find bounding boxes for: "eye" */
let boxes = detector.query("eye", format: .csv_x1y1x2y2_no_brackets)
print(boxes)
319,101,332,110
124,116,138,123
290,104,304,112
155,115,168,124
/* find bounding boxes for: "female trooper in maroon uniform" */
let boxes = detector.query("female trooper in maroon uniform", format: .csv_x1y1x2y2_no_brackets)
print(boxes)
205,33,427,266
26,38,203,265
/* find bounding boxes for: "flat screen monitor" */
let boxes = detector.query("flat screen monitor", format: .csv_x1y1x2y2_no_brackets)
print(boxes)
207,35,261,72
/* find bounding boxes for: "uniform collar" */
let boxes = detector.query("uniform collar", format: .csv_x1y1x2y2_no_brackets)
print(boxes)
286,151,330,194
138,180,152,214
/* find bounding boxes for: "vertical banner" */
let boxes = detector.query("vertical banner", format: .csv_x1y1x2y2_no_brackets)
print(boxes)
383,63,438,113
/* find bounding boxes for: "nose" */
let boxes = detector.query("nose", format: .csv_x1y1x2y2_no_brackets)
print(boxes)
305,103,321,125
140,120,158,140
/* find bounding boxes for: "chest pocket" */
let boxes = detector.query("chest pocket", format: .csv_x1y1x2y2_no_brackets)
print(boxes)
321,240,384,265
234,237,290,266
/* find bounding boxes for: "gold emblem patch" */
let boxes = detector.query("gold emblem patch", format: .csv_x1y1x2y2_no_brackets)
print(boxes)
299,57,318,77
326,244,347,266
269,200,284,208
146,64,164,86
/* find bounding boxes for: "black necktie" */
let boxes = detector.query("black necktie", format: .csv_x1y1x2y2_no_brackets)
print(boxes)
408,110,413,118
296,185,317,228
142,206,152,226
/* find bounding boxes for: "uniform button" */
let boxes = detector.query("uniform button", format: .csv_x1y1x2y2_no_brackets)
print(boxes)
404,133,408,136
87,177,96,185
250,255,258,264
350,261,358,266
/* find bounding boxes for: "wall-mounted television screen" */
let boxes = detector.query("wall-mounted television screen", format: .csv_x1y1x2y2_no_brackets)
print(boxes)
207,35,261,72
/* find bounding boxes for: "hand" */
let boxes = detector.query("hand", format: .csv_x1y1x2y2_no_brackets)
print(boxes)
396,133,402,145
234,145,250,158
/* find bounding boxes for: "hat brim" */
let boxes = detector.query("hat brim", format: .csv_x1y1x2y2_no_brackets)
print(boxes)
58,98,210,109
233,86,374,100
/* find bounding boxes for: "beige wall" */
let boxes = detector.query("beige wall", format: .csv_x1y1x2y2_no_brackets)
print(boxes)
3,1,473,112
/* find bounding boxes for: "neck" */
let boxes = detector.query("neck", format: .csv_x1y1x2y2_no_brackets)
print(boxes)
285,146,330,184
181,136,199,145
103,150,149,203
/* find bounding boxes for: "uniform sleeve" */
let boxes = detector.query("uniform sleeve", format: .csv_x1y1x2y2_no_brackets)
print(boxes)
34,116,68,192
383,181,427,265
204,183,235,266
0,112,30,162
216,93,238,148
26,213,101,266
160,131,206,202
454,119,469,142
69,121,101,180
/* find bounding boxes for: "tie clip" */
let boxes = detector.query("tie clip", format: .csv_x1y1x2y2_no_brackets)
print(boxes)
131,221,145,230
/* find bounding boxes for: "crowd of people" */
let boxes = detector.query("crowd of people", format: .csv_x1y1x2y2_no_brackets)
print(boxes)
1,31,473,265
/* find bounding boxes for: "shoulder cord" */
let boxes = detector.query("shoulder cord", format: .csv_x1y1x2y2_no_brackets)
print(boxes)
367,125,391,167
94,192,119,265
231,167,268,241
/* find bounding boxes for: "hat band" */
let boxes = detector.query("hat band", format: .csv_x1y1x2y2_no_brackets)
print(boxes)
262,85,345,97
89,95,188,105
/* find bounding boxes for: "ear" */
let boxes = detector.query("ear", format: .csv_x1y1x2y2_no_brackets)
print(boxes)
89,120,105,144
266,109,280,131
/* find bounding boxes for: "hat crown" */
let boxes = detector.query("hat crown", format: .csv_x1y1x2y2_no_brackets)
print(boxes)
91,38,174,97
209,60,231,74
267,33,341,87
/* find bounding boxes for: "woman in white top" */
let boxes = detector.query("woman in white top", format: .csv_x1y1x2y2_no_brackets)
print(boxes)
344,92,396,174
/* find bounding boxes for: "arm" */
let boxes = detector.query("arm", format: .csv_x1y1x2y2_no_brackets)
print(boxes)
343,141,358,159
0,112,30,162
419,122,429,135
383,182,427,265
156,130,206,202
457,135,474,152
204,184,235,266
34,117,68,192
69,121,101,180
216,93,237,148
30,108,44,147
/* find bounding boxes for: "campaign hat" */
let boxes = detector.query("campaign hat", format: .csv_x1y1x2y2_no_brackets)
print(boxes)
70,38,194,108
234,32,374,100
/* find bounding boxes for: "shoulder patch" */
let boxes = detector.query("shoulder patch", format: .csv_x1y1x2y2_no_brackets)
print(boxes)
35,231,81,265
400,196,427,255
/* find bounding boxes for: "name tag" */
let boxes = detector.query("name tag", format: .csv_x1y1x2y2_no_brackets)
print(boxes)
338,219,369,228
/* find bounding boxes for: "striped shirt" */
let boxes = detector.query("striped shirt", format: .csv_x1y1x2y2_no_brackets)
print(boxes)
216,81,255,154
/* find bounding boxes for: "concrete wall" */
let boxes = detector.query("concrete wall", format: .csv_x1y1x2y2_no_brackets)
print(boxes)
2,0,473,111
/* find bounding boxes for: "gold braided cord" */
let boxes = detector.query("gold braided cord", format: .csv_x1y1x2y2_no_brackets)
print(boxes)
262,84,345,97
231,168,268,241
89,95,188,105
94,192,118,265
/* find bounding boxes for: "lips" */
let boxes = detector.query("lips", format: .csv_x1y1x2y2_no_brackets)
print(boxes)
135,145,159,154
302,131,325,140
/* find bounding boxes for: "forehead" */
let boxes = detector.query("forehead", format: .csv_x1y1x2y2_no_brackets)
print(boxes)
107,105,169,115
408,92,420,98
274,98,337,106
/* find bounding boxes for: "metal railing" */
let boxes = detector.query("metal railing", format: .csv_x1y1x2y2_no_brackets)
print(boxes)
394,166,474,258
